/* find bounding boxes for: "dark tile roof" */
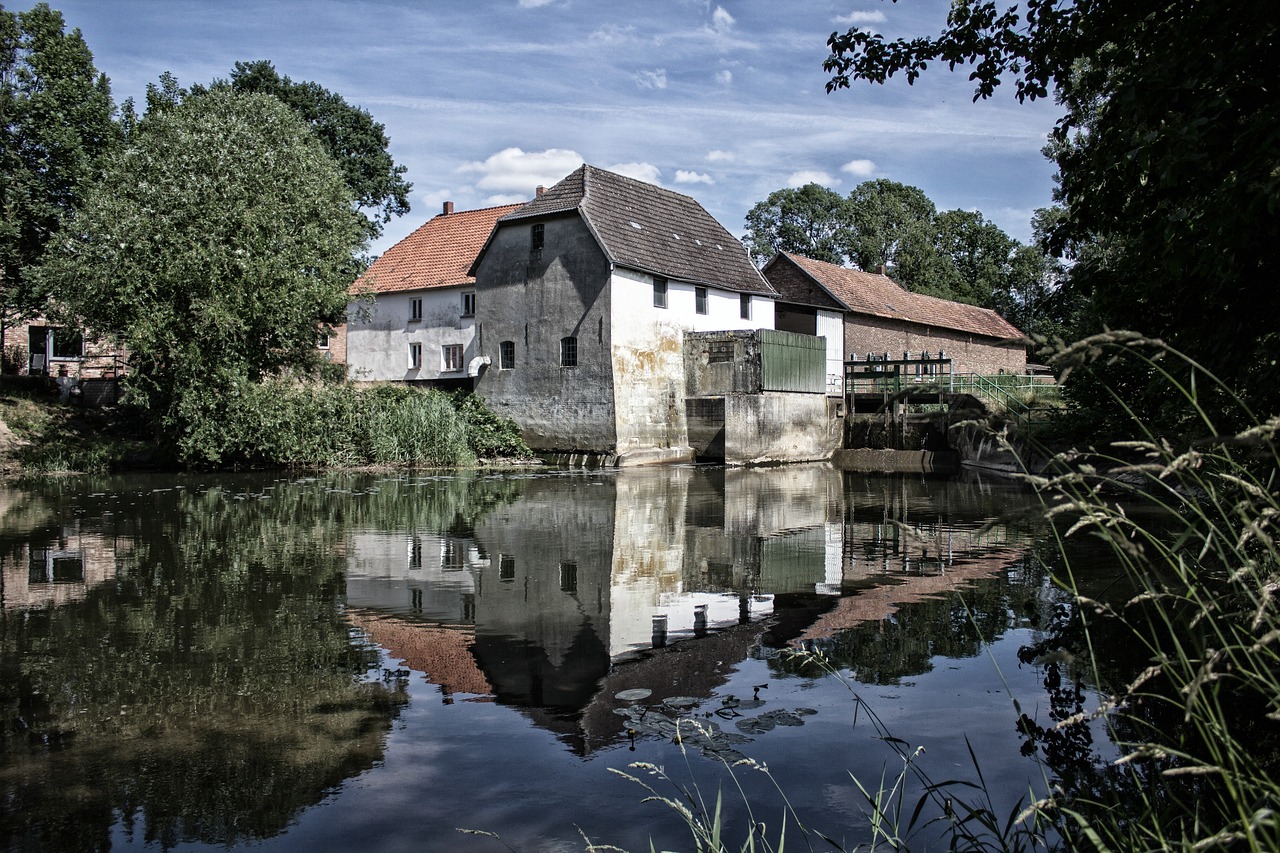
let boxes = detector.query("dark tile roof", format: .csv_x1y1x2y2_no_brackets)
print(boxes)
496,165,775,296
774,253,1024,341
355,202,524,294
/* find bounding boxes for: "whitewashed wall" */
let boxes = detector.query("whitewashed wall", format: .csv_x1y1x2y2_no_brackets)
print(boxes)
609,266,774,458
346,287,476,382
816,309,844,395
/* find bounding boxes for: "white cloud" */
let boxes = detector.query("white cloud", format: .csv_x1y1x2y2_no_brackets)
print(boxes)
707,149,735,163
589,24,636,44
841,158,877,177
675,170,714,185
786,170,835,187
635,69,668,90
457,147,586,194
608,162,663,185
711,6,735,32
517,0,556,7
834,10,887,26
715,69,733,87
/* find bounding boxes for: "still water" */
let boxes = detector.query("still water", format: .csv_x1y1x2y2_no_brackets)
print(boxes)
0,465,1116,851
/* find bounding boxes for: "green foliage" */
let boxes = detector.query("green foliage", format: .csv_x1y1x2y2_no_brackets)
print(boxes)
744,177,1055,315
452,392,533,460
34,88,366,460
824,0,1280,422
743,183,849,266
224,60,412,240
1016,334,1280,849
0,1,119,325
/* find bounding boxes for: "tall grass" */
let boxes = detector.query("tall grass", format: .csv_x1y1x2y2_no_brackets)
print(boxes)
1009,332,1280,850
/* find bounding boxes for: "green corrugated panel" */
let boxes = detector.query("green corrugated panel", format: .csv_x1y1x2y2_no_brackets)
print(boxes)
760,329,825,393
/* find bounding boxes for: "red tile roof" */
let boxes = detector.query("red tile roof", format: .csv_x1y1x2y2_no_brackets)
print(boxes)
779,253,1023,340
354,203,525,294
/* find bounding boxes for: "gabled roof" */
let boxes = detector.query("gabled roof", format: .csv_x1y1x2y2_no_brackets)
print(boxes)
354,202,525,294
769,252,1023,341
475,165,775,297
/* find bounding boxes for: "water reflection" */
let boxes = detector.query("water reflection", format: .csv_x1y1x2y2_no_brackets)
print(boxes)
0,466,1059,851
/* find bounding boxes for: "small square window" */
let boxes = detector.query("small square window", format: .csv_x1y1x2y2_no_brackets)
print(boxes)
50,328,83,361
409,342,423,369
410,298,423,322
317,331,330,349
740,293,751,320
653,276,668,309
462,292,476,317
695,287,708,315
442,344,463,372
499,340,515,370
560,336,578,368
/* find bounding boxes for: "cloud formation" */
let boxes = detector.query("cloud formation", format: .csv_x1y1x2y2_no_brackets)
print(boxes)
457,148,586,197
787,170,836,187
635,69,668,90
834,10,887,26
841,159,877,177
675,170,714,185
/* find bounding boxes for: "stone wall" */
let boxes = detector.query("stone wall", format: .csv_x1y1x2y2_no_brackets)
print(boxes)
844,313,1025,376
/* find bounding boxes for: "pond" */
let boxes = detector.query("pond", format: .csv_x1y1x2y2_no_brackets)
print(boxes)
0,464,1122,851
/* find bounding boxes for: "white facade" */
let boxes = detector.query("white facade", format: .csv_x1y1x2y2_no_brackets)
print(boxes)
609,266,775,461
816,309,844,395
346,286,477,382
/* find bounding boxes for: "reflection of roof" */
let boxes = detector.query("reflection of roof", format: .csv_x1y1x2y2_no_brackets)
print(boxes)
479,165,776,297
354,203,524,295
771,252,1023,341
794,548,1026,643
345,610,493,698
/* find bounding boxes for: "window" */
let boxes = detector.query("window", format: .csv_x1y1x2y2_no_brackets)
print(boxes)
317,332,330,350
408,537,423,570
740,293,751,320
442,344,464,372
409,342,423,369
499,554,516,581
499,340,515,370
695,286,708,315
530,223,544,259
560,336,578,368
410,297,423,322
461,292,476,317
442,540,465,571
560,561,578,594
653,276,668,308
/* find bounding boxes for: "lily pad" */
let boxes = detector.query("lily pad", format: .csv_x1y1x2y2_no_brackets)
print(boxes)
736,716,776,734
615,688,653,702
664,696,699,708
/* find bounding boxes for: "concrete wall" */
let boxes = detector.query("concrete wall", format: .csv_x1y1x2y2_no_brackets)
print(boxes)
346,286,476,383
844,313,1026,376
473,213,617,452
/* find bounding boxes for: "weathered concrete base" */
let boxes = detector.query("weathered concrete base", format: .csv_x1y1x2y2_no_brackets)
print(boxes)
615,445,696,467
831,449,960,474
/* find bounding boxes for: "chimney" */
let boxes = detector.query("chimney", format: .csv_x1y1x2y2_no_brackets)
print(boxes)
535,185,546,197
443,201,454,215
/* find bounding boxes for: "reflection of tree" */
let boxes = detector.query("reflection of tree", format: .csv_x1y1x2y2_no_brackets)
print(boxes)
0,474,473,850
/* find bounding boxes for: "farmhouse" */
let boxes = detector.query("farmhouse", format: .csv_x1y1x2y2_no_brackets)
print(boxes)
468,165,781,465
763,252,1026,392
343,201,524,386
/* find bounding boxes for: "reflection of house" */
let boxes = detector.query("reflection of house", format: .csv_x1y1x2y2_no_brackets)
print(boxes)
343,201,524,386
1,527,126,610
764,252,1026,391
469,165,779,464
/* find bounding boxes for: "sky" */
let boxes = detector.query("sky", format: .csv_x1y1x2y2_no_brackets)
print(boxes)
14,0,1063,257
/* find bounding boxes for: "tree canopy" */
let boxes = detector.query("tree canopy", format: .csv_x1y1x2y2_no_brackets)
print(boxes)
825,0,1280,416
35,89,367,461
0,2,117,332
744,177,1048,316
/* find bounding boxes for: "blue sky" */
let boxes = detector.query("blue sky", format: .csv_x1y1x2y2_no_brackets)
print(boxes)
17,0,1062,257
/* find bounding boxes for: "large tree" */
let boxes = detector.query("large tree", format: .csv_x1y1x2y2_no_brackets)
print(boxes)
0,2,117,352
743,183,849,265
35,89,366,461
825,0,1280,413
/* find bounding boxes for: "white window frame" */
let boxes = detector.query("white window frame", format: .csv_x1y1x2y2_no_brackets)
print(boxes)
408,342,423,369
442,343,464,372
461,291,476,317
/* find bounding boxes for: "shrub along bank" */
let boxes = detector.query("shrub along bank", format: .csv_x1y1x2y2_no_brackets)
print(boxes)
0,375,532,475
